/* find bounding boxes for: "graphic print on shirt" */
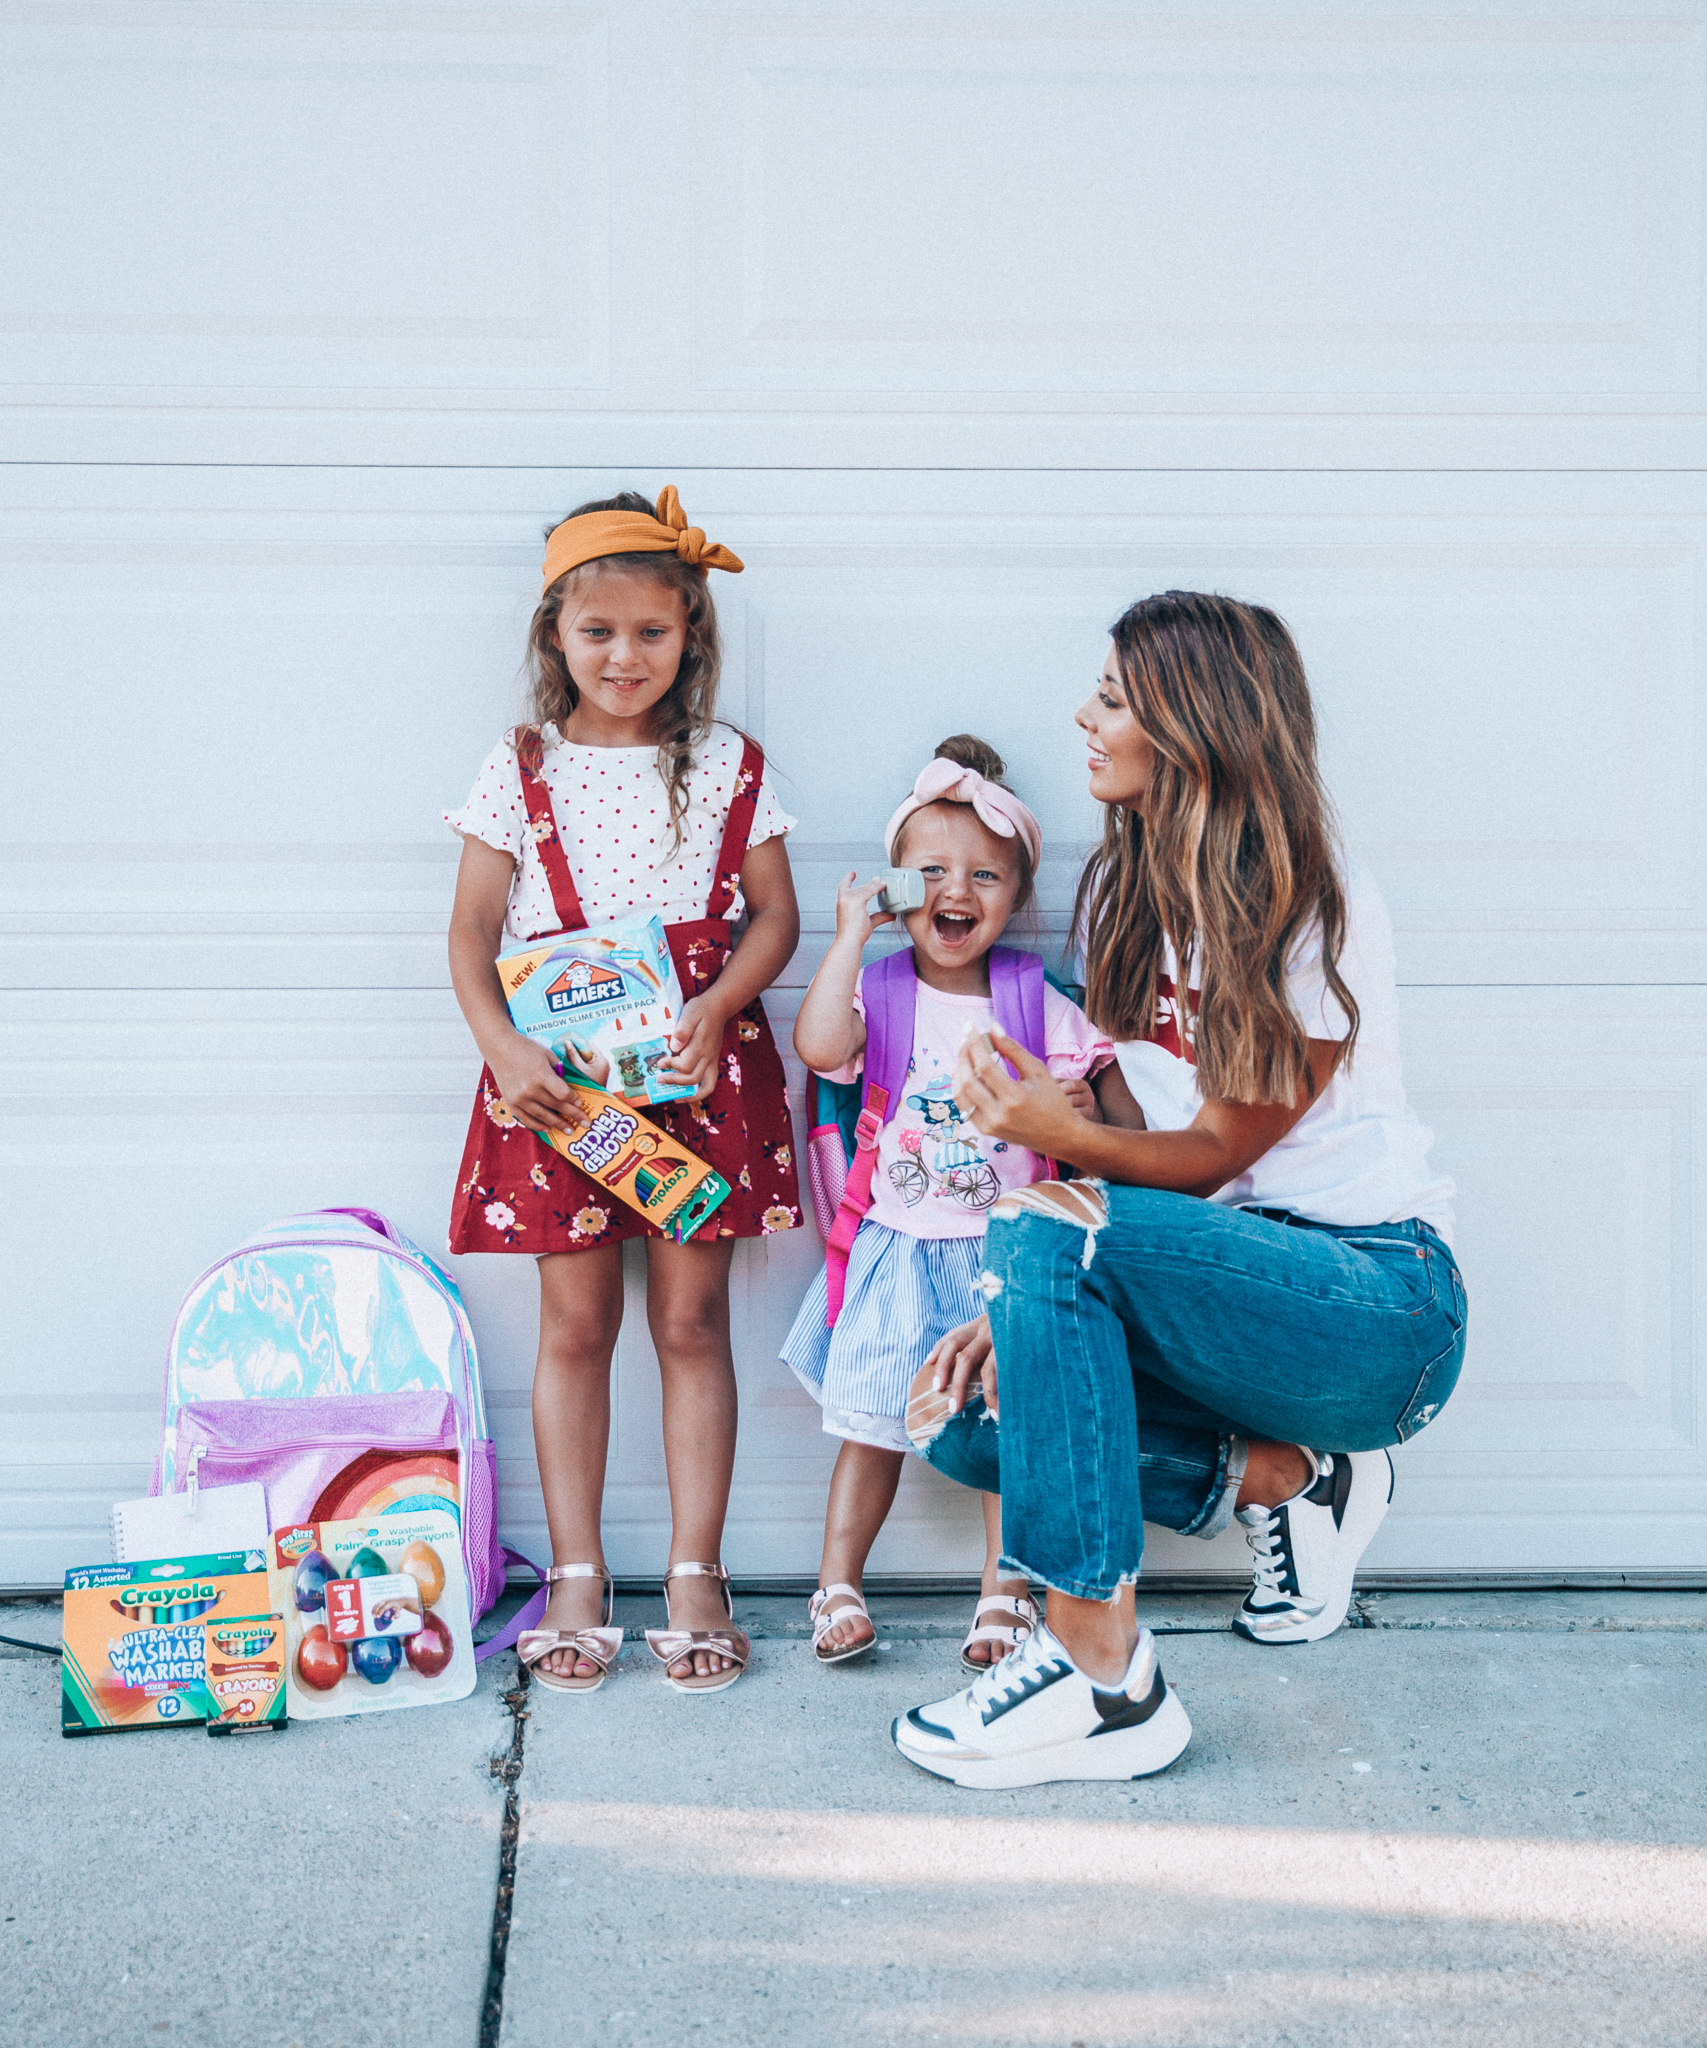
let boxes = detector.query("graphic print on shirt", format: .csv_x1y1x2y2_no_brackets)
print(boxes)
888,1077,1001,1212
1152,975,1198,1064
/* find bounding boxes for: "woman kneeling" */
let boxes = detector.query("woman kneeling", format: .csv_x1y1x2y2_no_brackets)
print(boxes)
890,591,1467,1791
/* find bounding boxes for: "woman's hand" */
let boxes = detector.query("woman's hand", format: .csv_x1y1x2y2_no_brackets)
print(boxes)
660,992,731,1099
832,869,893,950
1058,1075,1102,1121
488,1034,591,1136
953,1030,1084,1157
925,1313,997,1420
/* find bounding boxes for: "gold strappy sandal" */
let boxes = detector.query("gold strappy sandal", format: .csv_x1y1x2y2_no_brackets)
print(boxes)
644,1562,750,1695
517,1564,624,1695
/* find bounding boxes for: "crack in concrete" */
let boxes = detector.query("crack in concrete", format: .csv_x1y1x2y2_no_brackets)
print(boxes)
479,1668,531,2048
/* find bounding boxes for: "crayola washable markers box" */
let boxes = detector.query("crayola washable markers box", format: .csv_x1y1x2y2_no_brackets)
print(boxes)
523,1082,731,1243
60,1549,280,1736
498,915,696,1107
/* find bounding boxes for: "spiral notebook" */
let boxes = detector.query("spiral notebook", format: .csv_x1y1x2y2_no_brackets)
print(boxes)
109,1483,268,1564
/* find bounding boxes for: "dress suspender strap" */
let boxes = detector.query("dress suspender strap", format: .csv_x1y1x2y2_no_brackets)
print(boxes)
516,727,759,935
514,727,588,935
707,735,765,920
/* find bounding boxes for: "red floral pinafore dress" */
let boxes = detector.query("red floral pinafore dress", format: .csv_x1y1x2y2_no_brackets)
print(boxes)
448,731,802,1254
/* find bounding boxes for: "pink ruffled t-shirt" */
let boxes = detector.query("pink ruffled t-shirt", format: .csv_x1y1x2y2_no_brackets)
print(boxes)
817,969,1114,1241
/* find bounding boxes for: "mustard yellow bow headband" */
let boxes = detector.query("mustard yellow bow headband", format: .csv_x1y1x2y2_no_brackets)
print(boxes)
541,485,744,590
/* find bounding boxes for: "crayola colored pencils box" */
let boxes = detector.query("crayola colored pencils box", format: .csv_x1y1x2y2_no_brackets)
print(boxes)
528,1082,730,1242
60,1549,276,1736
498,915,697,1106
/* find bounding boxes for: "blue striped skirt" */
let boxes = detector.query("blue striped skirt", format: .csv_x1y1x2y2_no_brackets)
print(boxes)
781,1221,988,1451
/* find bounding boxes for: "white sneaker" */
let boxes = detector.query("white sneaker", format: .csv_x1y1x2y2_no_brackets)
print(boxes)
1233,1448,1393,1645
891,1622,1192,1789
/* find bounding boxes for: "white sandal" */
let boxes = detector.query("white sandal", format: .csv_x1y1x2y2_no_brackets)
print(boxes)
808,1583,876,1665
517,1564,624,1695
960,1591,1039,1673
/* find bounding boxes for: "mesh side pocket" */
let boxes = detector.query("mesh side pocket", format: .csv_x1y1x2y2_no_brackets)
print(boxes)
463,1437,503,1620
806,1126,849,1242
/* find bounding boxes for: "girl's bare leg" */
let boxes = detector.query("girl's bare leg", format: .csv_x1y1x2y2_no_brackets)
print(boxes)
645,1236,741,1679
962,1489,1036,1667
533,1244,626,1678
815,1440,906,1653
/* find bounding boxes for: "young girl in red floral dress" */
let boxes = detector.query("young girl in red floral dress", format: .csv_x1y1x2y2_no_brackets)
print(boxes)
444,487,801,1697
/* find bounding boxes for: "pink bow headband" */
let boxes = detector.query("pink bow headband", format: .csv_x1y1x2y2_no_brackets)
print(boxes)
883,758,1043,869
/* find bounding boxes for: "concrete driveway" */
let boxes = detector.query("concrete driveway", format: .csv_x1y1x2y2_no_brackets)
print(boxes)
3,1592,1703,2047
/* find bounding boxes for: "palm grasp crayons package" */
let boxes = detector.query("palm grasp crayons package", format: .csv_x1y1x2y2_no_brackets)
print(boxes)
498,915,696,1107
61,1549,285,1737
270,1510,476,1722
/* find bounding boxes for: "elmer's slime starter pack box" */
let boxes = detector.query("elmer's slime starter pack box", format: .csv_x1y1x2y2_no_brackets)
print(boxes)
496,918,731,1243
270,1510,476,1722
61,1550,285,1737
499,915,695,1107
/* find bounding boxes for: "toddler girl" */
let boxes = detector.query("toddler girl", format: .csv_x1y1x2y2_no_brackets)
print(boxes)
784,737,1113,1667
445,487,802,1696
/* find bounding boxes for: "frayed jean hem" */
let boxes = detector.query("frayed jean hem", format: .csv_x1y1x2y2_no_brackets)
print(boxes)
997,1555,1142,1603
1179,1433,1249,1540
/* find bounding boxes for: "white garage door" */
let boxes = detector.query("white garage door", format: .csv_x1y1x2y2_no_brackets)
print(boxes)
5,5,1703,1587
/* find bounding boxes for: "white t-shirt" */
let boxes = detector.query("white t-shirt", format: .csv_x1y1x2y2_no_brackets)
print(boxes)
1112,866,1456,1246
819,973,1115,1241
444,724,796,940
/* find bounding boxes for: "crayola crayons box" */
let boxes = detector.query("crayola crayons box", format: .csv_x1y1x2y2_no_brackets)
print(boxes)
526,1081,730,1243
498,915,697,1107
60,1548,277,1736
203,1613,288,1735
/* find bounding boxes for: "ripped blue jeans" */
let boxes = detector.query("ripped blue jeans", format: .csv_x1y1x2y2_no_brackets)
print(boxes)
910,1185,1467,1602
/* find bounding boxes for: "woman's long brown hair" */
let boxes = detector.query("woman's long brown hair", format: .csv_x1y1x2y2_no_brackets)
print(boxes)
1073,591,1358,1105
525,491,724,854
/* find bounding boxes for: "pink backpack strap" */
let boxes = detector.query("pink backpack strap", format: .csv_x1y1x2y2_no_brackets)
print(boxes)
822,950,916,1326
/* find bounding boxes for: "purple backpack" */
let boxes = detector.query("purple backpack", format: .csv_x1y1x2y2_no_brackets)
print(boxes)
813,947,1050,1324
151,1208,536,1651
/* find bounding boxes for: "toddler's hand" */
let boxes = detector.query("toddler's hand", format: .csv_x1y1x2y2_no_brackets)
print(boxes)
659,993,728,1099
489,1036,592,1137
1059,1076,1102,1122
831,870,893,950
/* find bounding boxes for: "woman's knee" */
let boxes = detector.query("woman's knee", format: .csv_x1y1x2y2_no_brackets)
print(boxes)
982,1180,1115,1296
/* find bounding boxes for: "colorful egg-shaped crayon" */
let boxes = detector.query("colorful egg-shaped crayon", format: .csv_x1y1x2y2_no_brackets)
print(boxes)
296,1625,347,1691
350,1634,401,1684
403,1610,454,1678
398,1540,445,1606
348,1547,389,1580
292,1550,336,1614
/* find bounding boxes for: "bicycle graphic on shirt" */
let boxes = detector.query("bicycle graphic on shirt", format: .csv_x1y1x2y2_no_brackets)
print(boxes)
887,1078,1002,1211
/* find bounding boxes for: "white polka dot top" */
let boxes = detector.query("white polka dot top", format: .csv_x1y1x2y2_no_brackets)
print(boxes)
444,723,797,942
